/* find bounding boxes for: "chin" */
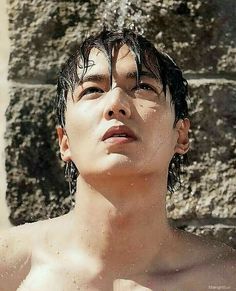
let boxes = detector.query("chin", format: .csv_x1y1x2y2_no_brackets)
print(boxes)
80,156,141,178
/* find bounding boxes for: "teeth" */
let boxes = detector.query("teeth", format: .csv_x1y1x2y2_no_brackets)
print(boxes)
112,134,127,137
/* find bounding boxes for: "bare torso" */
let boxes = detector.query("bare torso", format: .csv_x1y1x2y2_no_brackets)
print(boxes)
1,214,235,291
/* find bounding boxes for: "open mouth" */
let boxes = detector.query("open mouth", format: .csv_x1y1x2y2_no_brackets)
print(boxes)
102,126,137,143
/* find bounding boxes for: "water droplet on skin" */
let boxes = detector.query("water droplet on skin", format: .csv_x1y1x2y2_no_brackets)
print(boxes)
129,264,135,273
107,172,111,175
99,275,103,280
130,183,134,186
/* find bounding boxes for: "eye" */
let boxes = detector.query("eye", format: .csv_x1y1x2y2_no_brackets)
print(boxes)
131,82,161,101
134,83,156,92
79,87,104,99
138,83,154,91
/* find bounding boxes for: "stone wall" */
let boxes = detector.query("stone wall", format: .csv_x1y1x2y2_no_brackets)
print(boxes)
0,0,11,230
6,1,236,247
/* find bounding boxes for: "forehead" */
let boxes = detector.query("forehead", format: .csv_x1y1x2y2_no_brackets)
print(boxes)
78,44,140,77
112,44,133,61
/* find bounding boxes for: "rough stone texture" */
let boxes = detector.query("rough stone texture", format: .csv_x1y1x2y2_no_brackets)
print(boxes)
7,0,236,83
5,85,69,225
166,80,236,220
6,0,236,247
0,0,11,230
7,0,102,83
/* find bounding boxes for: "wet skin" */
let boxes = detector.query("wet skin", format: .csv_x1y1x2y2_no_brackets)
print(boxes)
60,45,187,179
0,45,236,291
0,216,236,291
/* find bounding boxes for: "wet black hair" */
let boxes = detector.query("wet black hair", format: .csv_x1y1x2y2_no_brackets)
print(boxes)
56,28,189,196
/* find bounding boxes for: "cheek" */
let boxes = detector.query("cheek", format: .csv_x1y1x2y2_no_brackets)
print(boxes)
139,103,174,134
139,104,176,156
64,104,94,149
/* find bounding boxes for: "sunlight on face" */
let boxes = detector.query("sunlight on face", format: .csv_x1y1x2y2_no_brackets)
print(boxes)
63,45,178,178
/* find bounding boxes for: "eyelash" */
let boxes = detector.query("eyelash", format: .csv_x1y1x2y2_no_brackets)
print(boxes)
80,87,104,97
133,83,156,93
78,83,156,99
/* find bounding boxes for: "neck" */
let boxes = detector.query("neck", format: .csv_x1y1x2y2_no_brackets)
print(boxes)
69,172,174,277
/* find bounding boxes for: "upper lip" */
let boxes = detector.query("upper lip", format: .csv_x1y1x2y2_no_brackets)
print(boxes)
102,125,137,141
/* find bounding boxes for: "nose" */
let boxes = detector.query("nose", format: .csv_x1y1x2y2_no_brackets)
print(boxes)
103,87,131,120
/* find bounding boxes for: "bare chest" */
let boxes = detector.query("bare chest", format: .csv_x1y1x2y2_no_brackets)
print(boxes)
16,251,155,291
17,266,154,291
16,246,235,291
17,262,207,291
16,256,186,291
18,264,221,291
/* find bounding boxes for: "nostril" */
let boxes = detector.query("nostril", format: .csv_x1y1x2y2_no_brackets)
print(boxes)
108,110,113,116
119,109,126,115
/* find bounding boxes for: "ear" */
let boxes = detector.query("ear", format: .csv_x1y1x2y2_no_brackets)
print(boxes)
56,126,72,162
174,118,190,155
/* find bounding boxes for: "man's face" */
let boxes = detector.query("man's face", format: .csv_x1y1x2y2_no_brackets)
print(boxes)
58,44,188,179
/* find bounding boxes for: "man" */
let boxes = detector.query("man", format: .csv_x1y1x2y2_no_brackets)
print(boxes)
0,29,235,291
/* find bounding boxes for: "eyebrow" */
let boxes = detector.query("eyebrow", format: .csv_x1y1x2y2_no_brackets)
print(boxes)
79,70,158,85
79,74,108,84
126,71,158,80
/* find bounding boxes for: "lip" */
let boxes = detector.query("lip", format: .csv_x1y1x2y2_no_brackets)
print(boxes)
102,125,138,143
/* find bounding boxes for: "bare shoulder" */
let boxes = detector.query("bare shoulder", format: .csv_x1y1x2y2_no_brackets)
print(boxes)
0,218,50,258
176,230,236,290
198,236,236,288
0,212,69,256
0,218,54,291
0,212,73,291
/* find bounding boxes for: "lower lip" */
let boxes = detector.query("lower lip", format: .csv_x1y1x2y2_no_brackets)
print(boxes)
103,137,136,144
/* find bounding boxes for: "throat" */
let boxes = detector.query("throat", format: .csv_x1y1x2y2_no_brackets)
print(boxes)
69,174,171,276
